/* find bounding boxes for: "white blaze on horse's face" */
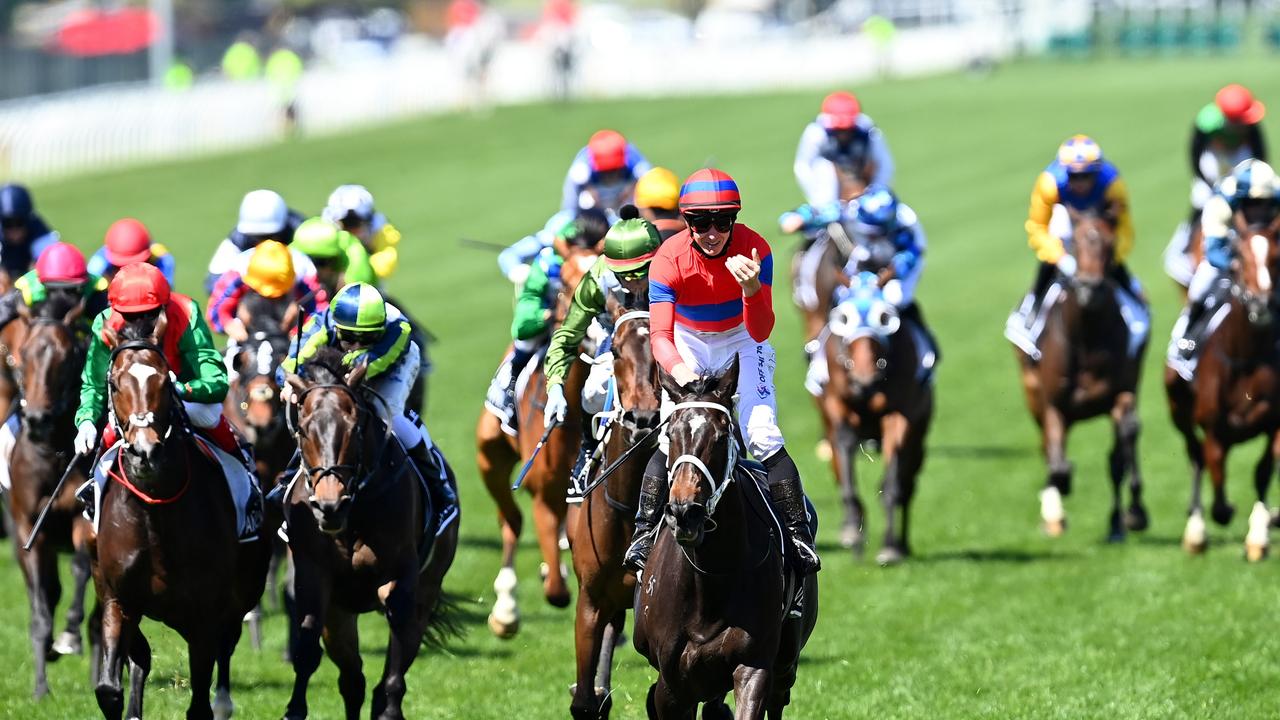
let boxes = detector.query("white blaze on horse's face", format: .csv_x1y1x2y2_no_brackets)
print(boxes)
127,362,159,388
1250,235,1272,293
688,415,707,434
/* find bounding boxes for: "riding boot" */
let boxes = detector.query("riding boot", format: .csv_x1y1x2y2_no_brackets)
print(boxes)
569,417,602,500
1026,261,1057,326
201,416,253,469
267,449,301,510
764,448,820,575
623,450,668,572
503,345,538,430
407,441,459,533
1177,294,1212,360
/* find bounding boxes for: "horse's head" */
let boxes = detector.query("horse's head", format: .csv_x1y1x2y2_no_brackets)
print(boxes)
829,272,900,400
607,277,660,440
285,346,370,534
659,357,739,547
554,247,601,325
15,298,85,441
104,311,175,469
1232,210,1280,325
1068,206,1117,308
235,292,299,437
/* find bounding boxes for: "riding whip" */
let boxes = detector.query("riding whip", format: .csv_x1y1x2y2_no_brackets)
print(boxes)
511,421,559,491
23,449,92,552
580,419,667,495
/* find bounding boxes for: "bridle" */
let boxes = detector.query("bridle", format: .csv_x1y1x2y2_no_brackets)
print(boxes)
107,340,188,446
291,381,394,503
668,401,739,517
16,317,84,420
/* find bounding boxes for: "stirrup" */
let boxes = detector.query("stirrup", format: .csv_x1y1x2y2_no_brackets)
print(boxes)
623,527,655,571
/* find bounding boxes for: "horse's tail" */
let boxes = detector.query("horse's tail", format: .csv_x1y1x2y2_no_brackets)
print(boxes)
420,591,467,650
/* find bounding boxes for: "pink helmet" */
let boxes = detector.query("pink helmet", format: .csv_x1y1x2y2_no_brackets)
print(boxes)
35,242,89,285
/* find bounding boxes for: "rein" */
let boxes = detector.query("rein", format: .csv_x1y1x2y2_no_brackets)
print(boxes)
292,381,394,501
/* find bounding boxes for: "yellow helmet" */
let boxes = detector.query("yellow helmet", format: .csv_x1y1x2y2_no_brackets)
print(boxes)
244,240,295,299
634,167,681,211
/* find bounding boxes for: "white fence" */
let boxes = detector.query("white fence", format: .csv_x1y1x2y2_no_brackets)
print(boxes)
0,17,1019,182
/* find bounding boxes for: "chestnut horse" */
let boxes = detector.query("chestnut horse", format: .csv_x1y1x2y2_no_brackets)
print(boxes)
7,298,95,698
568,276,660,719
1014,208,1149,541
820,271,934,565
281,346,459,720
476,244,598,638
633,360,818,719
94,324,270,720
1167,213,1280,559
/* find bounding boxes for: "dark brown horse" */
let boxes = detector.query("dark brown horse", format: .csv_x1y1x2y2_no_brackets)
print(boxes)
568,278,660,720
633,360,817,720
1015,208,1149,541
476,244,598,638
94,322,270,720
7,298,95,698
281,346,459,720
820,271,933,564
1167,213,1280,559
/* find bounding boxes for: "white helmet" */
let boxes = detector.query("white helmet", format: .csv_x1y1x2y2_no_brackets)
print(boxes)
1225,159,1280,200
323,184,375,224
237,189,289,235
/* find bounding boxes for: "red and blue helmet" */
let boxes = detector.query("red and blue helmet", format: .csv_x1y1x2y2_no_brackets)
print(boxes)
678,168,741,212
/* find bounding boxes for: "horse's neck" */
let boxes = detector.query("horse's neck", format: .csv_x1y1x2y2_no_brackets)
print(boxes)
680,487,752,595
1222,295,1276,358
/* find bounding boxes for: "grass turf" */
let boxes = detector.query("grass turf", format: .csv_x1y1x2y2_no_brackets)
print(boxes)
3,54,1280,718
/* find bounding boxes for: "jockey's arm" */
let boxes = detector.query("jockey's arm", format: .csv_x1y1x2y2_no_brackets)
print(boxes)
368,223,401,279
74,311,111,428
278,315,327,383
511,259,552,341
152,244,177,287
794,124,839,207
868,127,894,186
1105,176,1135,263
544,261,605,388
339,236,378,285
206,271,244,333
741,244,775,342
1189,114,1213,184
1200,194,1235,269
890,221,926,281
353,319,411,379
1025,172,1063,263
86,247,111,279
648,259,684,375
498,232,552,284
176,299,230,403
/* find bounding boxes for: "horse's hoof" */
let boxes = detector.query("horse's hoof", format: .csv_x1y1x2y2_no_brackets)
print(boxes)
815,439,833,462
1042,519,1066,538
840,524,863,551
1106,529,1126,544
1125,506,1150,532
1039,487,1066,537
1211,503,1236,526
52,631,82,657
876,547,904,566
546,589,572,609
487,612,519,639
1246,542,1268,562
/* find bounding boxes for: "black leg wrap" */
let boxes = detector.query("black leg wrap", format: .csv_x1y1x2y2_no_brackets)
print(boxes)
764,448,821,574
623,450,668,572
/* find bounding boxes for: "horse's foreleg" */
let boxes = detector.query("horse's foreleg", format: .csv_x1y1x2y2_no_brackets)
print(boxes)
55,530,93,657
124,630,151,720
1040,406,1070,536
1246,431,1279,562
372,567,424,720
1106,408,1127,544
185,631,217,720
284,561,329,720
1171,393,1207,552
831,422,864,555
321,608,364,720
533,488,571,608
571,596,610,719
94,598,131,720
1112,393,1148,533
648,676,693,720
877,414,906,566
596,610,625,698
1205,433,1235,527
477,419,523,638
213,611,248,720
19,533,60,699
732,665,773,720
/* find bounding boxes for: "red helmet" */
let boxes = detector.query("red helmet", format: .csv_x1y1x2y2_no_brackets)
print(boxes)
819,91,861,130
587,130,628,173
108,262,170,313
678,168,741,212
104,218,152,266
1216,84,1265,125
36,242,89,285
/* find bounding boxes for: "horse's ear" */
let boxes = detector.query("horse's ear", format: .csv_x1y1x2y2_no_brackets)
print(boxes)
62,297,86,327
150,310,168,346
712,355,740,405
280,302,299,333
285,372,308,397
15,301,30,322
658,367,686,401
345,359,369,388
101,326,119,350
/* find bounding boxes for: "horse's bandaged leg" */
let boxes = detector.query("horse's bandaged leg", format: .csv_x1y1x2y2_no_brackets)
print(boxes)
0,413,17,491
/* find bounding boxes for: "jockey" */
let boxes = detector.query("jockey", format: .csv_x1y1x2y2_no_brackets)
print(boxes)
289,217,376,298
207,239,324,343
73,263,259,539
205,189,305,292
794,91,894,208
0,242,108,337
323,184,401,282
623,168,820,575
543,215,663,495
1172,159,1280,363
561,129,651,215
0,184,60,283
87,218,176,286
634,167,685,240
485,208,610,432
1189,85,1267,214
279,282,457,531
1014,135,1140,329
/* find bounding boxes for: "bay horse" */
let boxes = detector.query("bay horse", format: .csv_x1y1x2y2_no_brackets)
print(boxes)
820,271,933,565
633,360,818,720
7,297,95,698
476,243,598,638
94,319,270,720
281,346,459,720
568,276,660,719
1167,212,1280,560
1014,207,1150,541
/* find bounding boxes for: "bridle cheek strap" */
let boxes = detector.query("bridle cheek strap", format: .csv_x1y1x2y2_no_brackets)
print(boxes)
667,401,738,515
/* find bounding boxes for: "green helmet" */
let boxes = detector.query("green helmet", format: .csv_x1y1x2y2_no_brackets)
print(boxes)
602,219,662,274
292,217,346,260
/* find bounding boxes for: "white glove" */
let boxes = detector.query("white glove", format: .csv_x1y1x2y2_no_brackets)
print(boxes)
544,384,568,429
1056,254,1077,278
507,264,531,286
74,422,98,456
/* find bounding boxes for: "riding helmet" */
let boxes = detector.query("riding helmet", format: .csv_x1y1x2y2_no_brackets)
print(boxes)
678,168,741,213
109,263,170,313
0,184,33,224
603,219,662,273
104,218,153,266
331,282,386,334
36,242,89,286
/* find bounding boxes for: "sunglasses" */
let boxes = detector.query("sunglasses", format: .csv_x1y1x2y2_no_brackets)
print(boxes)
684,213,736,233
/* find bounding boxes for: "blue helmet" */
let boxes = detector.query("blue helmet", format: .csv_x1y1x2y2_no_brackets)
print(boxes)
331,282,387,338
850,184,898,235
0,184,33,224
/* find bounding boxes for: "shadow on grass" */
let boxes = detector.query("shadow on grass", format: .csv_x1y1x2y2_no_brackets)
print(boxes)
458,535,504,551
914,548,1076,564
927,444,1036,460
1129,533,1185,548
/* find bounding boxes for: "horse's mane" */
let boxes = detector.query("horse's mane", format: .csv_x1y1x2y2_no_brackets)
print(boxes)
118,313,159,342
685,377,722,398
241,291,291,335
34,287,81,322
301,345,348,385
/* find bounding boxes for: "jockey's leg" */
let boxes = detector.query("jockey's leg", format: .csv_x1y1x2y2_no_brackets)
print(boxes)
622,448,668,572
1108,263,1145,303
378,346,456,529
506,337,543,399
184,401,245,459
1028,262,1057,320
887,267,939,362
1175,260,1221,358
186,401,260,539
570,353,613,497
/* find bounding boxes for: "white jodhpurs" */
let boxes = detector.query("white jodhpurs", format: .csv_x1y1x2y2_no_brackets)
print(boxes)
368,342,428,449
661,326,785,461
1187,260,1218,303
882,260,924,309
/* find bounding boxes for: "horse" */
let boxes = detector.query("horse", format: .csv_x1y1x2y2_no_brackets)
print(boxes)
567,276,660,719
633,359,818,720
820,271,934,564
1166,212,1280,560
1014,207,1150,541
476,242,599,638
281,345,459,720
93,319,270,720
6,296,95,698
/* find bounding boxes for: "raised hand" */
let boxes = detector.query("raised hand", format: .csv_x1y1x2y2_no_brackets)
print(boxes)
726,247,763,297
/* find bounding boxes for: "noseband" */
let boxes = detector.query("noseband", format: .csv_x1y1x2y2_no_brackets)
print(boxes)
293,383,393,501
107,340,188,446
668,401,739,516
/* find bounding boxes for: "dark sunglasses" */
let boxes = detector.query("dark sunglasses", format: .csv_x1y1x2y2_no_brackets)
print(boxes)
339,330,381,346
0,218,23,229
684,213,736,233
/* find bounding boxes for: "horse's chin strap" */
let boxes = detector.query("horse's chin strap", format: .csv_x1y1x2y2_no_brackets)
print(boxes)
668,401,738,516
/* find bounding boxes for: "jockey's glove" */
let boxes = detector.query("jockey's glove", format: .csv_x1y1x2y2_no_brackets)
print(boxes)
545,384,568,429
74,422,98,456
1057,254,1077,278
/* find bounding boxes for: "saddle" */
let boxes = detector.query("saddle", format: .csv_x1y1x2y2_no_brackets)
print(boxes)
735,459,817,617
